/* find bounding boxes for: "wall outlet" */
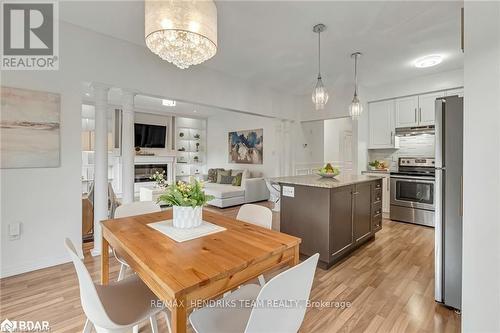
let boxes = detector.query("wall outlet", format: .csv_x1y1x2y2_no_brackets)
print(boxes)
282,186,295,198
8,222,21,240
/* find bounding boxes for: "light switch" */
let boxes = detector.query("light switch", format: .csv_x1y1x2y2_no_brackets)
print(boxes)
8,222,21,240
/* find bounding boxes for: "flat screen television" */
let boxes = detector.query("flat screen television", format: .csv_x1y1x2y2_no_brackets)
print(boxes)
134,123,166,148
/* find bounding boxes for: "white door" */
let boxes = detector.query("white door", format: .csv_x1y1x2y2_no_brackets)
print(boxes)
395,96,419,128
340,130,353,175
418,92,444,126
369,100,396,149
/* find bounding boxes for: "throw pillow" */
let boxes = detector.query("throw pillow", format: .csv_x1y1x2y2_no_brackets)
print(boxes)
219,175,235,184
216,169,232,183
232,173,243,186
207,168,222,183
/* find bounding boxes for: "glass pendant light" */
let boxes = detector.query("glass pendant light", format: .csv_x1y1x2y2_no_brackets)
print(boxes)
312,24,329,110
349,52,363,119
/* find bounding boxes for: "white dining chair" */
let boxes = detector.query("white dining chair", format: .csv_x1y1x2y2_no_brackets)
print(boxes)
236,204,273,230
64,238,171,333
237,204,273,286
189,253,319,333
113,201,161,281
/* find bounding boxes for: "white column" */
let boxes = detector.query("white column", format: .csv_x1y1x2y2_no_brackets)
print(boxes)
91,84,110,257
120,90,136,204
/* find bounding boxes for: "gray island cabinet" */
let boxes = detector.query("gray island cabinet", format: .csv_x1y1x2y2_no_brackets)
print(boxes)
273,174,383,269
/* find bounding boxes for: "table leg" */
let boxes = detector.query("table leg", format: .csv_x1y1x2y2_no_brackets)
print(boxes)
292,244,300,266
171,297,187,333
101,237,109,285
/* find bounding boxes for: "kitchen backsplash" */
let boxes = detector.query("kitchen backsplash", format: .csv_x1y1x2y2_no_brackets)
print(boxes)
368,134,435,171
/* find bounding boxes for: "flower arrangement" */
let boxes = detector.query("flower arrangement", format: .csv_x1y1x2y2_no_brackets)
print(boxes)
150,170,168,188
158,178,214,207
159,178,214,228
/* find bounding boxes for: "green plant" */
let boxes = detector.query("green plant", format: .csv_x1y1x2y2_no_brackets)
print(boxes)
158,178,214,207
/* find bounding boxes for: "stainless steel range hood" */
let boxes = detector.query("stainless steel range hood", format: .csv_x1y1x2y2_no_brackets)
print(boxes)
395,125,435,136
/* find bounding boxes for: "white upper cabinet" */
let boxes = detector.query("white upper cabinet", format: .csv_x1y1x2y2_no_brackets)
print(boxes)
418,92,445,126
395,96,419,128
369,100,398,149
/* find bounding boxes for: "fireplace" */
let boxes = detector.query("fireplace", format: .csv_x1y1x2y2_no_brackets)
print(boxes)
134,164,169,183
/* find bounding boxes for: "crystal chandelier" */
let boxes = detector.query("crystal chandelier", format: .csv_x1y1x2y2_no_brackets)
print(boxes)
312,24,329,110
349,52,363,119
145,0,218,69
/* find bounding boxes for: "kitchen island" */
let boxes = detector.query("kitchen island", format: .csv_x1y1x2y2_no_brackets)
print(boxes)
273,174,383,269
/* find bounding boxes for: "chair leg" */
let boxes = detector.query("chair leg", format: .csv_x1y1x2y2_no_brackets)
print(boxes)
117,264,127,282
132,324,138,333
149,315,158,333
162,311,172,333
258,274,266,287
83,318,93,333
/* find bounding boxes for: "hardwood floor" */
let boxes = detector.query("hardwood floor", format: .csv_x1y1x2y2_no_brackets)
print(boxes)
0,203,460,332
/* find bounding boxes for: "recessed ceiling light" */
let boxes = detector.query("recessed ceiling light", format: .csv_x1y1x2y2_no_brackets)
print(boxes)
162,99,176,107
85,93,90,97
193,110,197,113
414,55,443,68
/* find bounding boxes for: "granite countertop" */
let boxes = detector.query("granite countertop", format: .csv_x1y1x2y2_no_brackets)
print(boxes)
270,174,383,189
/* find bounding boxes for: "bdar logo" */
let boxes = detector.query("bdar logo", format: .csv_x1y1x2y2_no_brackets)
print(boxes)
0,319,16,332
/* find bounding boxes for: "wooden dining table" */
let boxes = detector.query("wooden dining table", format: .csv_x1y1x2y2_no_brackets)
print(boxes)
100,209,301,333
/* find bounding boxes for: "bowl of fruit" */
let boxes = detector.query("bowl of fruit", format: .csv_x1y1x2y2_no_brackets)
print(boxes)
317,163,340,178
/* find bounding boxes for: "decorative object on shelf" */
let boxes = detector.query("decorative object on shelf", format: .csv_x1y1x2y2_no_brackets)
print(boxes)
0,86,60,168
145,0,217,69
135,147,141,152
228,129,263,164
349,52,363,119
195,142,200,152
193,133,201,140
178,147,186,152
179,132,185,138
158,179,214,228
317,163,340,178
311,24,329,111
368,160,389,171
150,170,168,188
193,156,199,162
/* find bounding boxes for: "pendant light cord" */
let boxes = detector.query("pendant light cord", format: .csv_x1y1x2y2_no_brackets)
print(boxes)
354,54,358,97
318,30,321,78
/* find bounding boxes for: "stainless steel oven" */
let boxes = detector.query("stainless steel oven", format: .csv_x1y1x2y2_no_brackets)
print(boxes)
390,157,435,227
390,175,435,211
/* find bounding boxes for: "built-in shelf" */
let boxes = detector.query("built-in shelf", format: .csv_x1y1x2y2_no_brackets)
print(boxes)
175,117,207,180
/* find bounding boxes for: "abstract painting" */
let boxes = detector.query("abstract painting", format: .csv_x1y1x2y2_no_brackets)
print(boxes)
1,86,60,168
228,129,263,164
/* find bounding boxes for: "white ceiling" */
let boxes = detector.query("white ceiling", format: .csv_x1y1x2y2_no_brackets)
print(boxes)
62,1,464,96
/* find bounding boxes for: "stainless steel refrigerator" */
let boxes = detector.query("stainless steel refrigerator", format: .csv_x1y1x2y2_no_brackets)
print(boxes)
434,95,463,310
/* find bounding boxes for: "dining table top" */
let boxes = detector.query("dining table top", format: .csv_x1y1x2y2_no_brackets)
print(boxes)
100,208,301,299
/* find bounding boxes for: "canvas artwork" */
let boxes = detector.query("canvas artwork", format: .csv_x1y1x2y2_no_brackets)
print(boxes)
0,86,61,168
228,129,263,164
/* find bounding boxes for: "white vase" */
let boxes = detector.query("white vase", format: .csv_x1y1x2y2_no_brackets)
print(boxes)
172,205,203,229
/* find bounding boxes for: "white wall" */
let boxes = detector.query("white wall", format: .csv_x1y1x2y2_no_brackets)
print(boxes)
462,1,500,331
0,20,297,277
206,111,283,177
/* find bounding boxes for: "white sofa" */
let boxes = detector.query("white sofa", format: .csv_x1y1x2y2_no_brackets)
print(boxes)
204,170,270,208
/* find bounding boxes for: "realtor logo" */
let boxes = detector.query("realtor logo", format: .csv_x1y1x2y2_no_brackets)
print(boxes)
0,319,16,332
1,1,59,70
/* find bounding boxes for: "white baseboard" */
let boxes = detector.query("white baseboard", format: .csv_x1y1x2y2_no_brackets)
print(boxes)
0,254,72,279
